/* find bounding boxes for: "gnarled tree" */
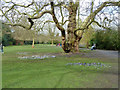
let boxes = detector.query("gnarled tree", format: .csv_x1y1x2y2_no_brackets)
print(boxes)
1,0,119,53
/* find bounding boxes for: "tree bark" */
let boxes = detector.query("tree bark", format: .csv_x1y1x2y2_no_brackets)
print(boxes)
32,38,34,48
86,41,89,48
51,39,53,46
67,3,77,52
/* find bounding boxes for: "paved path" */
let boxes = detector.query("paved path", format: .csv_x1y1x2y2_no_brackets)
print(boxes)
94,49,118,59
79,48,118,62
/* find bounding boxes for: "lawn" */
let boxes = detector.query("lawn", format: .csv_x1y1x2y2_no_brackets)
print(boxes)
2,44,118,88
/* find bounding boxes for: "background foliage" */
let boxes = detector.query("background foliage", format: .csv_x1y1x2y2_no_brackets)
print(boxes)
90,29,119,50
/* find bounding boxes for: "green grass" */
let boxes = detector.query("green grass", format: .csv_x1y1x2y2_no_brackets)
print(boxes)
2,44,117,88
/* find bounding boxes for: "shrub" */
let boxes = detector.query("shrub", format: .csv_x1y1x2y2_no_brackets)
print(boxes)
90,29,119,50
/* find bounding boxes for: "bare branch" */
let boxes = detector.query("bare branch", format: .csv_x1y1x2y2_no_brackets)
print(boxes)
28,18,34,29
60,5,64,25
50,1,65,31
62,4,69,10
32,3,50,17
75,1,119,34
32,2,67,17
0,9,11,22
75,0,80,7
93,20,111,30
4,0,34,15
54,2,65,7
40,20,54,30
90,0,94,13
12,0,34,7
62,20,69,25
30,10,52,19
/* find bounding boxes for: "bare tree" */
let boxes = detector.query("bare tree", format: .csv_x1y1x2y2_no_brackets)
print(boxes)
1,0,119,53
44,23,60,45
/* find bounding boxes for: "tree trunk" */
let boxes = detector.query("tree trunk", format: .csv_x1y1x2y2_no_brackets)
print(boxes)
32,38,34,48
86,41,89,48
59,2,81,53
74,36,82,52
67,3,77,52
51,39,53,46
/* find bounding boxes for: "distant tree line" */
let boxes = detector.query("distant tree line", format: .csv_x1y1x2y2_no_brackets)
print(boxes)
1,22,61,46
